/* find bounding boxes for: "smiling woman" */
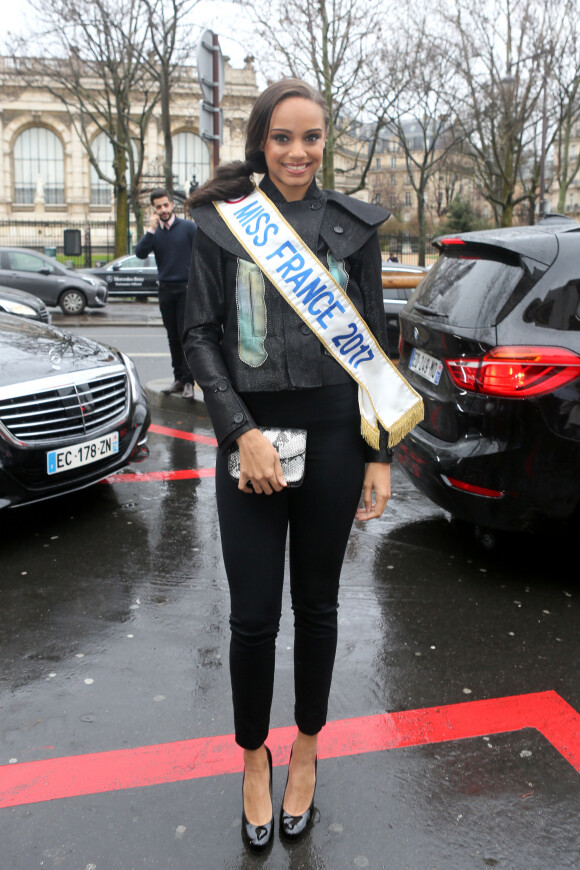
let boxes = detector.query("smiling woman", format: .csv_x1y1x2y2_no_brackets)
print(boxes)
182,78,407,851
262,97,326,201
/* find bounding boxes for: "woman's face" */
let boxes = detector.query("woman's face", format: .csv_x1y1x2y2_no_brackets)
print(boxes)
262,97,326,201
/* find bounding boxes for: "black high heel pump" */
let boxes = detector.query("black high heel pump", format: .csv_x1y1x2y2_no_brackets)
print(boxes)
279,745,317,841
241,744,274,851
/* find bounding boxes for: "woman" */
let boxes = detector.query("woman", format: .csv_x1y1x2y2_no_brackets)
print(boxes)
183,79,395,850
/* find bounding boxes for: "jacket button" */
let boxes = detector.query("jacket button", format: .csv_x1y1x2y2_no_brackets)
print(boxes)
310,201,322,210
300,324,310,335
233,412,244,424
333,225,344,234
217,379,228,391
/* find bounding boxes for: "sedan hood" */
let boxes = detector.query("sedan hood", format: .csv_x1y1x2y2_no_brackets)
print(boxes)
0,313,119,388
0,284,45,310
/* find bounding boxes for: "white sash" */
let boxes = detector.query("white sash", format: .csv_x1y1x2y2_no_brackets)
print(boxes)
214,187,423,449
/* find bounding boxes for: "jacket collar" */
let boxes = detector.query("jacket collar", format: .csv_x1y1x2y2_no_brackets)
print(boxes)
259,174,323,204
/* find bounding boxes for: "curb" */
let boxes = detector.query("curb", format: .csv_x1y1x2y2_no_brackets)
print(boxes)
145,379,206,415
52,317,163,328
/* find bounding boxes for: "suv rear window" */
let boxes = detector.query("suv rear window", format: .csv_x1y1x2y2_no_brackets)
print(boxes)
410,248,527,328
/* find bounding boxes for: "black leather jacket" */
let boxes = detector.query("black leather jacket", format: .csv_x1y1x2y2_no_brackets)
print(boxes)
183,176,393,461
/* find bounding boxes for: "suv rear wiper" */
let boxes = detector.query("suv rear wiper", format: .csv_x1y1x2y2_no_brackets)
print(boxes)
414,304,448,317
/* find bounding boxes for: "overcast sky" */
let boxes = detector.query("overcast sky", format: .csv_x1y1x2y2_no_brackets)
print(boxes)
0,0,255,69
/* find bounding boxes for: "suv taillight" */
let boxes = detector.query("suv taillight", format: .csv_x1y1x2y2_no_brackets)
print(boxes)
445,346,580,397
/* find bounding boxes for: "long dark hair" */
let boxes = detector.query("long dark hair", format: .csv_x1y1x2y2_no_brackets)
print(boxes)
187,78,328,209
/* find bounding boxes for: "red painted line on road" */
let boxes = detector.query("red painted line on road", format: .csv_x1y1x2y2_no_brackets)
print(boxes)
1,691,578,809
102,468,215,482
148,423,217,446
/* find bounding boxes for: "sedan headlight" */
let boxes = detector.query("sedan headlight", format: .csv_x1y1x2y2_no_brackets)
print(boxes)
0,300,38,318
120,352,142,401
81,276,99,287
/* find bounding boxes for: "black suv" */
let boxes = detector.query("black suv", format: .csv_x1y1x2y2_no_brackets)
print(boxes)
397,215,580,532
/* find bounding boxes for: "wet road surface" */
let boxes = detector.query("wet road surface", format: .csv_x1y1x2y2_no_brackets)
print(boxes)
1,317,579,869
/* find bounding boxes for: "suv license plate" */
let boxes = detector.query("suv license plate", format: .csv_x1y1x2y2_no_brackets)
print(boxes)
47,432,119,475
409,348,444,385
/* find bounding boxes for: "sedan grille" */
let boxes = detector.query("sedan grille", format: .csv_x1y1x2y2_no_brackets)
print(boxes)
0,365,129,446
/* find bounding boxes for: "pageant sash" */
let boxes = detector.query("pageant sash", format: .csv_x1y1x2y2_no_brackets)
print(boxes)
214,187,423,448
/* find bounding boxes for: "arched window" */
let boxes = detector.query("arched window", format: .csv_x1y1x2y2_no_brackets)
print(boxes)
13,127,65,204
90,133,138,204
172,132,210,194
90,133,114,205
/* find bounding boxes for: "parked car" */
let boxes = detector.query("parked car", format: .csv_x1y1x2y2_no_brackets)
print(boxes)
382,263,427,354
82,254,159,297
0,247,108,314
0,284,50,323
0,313,150,509
397,215,580,532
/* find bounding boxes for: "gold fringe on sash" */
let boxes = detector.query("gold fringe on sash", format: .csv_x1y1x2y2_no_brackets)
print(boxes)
361,399,424,451
361,416,381,451
386,401,424,448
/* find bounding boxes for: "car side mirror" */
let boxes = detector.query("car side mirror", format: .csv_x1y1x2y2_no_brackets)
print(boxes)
112,265,121,271
39,268,52,275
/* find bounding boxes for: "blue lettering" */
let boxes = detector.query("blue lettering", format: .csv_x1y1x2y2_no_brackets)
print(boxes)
307,290,335,317
253,220,279,247
316,299,345,329
245,211,270,237
295,277,326,304
285,268,313,293
266,240,296,261
276,254,305,279
233,202,263,226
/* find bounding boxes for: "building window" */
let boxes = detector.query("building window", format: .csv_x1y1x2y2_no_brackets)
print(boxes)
375,157,381,169
90,133,138,204
391,156,396,169
90,133,115,204
13,127,65,204
405,192,412,206
172,132,210,194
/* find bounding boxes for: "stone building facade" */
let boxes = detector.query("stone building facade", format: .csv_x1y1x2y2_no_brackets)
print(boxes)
0,56,259,226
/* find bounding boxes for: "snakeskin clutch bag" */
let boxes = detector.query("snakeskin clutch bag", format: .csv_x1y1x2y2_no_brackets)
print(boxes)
228,427,307,488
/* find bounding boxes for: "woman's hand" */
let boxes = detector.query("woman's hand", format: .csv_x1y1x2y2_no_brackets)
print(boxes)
355,462,391,521
236,429,287,495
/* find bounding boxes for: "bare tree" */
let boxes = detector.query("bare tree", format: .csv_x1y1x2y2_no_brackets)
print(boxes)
552,1,580,212
236,0,386,189
141,0,200,196
10,0,160,255
385,24,464,265
440,0,564,227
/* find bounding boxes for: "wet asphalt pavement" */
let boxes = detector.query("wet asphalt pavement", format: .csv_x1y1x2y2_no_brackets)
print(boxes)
0,303,578,869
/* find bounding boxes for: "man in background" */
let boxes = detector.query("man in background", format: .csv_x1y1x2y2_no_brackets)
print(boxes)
135,188,196,398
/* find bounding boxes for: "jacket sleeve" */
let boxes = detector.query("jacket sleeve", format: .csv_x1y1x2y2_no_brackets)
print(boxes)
182,228,257,453
350,231,394,464
134,232,155,259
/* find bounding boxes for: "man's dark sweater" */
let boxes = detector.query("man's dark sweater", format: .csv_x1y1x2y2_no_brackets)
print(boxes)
135,217,196,284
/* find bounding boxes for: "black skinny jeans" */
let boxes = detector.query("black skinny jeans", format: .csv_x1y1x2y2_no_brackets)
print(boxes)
215,383,366,750
158,283,193,384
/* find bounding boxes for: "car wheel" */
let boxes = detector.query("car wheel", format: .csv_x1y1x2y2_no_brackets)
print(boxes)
59,289,86,315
